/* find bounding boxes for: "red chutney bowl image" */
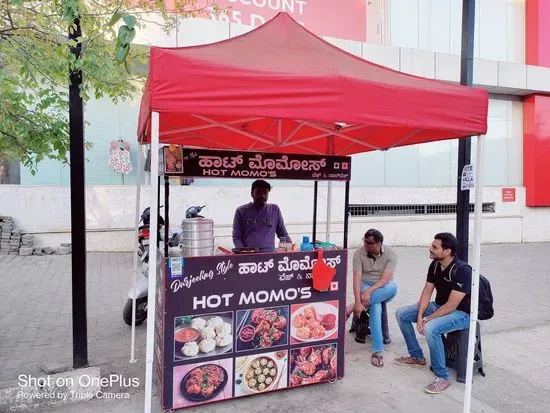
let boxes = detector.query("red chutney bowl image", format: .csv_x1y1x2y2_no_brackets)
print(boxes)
239,325,255,342
175,327,199,346
321,314,337,330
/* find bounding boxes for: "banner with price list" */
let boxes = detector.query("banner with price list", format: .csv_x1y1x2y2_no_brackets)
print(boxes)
157,250,347,410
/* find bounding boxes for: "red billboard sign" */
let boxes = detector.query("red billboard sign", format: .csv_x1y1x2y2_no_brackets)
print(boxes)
213,0,366,41
135,0,367,42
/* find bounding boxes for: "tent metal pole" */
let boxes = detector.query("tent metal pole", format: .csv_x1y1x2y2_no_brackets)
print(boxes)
463,135,483,413
164,176,169,257
312,181,318,245
343,181,350,249
456,0,476,262
129,144,143,363
325,181,332,242
144,112,160,413
325,136,334,243
157,176,161,247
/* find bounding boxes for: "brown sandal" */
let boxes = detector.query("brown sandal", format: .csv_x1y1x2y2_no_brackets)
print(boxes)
371,353,384,368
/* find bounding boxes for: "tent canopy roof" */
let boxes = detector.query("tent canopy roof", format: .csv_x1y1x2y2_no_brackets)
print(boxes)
138,13,488,156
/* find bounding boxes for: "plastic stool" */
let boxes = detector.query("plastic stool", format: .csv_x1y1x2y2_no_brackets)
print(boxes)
443,322,485,383
351,302,391,345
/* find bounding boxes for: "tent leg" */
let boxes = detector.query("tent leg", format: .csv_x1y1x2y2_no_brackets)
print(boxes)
312,181,318,245
343,181,350,249
164,176,169,257
463,135,483,413
325,181,332,242
144,112,160,413
129,144,143,363
157,176,161,247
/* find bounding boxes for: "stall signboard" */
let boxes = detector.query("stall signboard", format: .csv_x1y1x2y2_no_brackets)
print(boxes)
161,147,352,181
156,250,347,410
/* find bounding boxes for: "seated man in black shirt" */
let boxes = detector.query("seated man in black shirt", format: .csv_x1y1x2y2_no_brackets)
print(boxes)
393,233,471,394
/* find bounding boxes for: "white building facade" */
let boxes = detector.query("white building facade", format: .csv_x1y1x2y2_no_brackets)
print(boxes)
3,0,550,250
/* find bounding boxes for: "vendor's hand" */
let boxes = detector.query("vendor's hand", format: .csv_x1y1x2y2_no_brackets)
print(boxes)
354,301,365,316
361,290,372,307
417,316,427,335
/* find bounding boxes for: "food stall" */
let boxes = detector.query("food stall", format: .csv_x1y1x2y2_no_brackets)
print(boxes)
135,12,488,413
154,146,351,410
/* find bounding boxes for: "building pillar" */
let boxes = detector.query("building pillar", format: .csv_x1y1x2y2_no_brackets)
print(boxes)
523,0,550,206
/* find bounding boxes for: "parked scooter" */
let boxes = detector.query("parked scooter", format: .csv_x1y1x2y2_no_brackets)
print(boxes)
123,205,206,326
123,207,165,326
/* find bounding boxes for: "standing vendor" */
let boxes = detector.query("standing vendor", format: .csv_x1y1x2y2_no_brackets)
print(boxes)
232,180,291,251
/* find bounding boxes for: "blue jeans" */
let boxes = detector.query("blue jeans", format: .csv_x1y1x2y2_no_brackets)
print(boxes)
360,280,398,353
395,302,470,380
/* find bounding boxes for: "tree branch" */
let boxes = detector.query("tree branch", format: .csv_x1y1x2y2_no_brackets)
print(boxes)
6,110,54,131
0,129,32,155
5,37,66,88
6,6,15,28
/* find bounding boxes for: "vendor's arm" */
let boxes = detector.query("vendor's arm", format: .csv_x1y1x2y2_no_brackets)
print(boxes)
232,209,245,248
361,248,398,304
275,205,291,243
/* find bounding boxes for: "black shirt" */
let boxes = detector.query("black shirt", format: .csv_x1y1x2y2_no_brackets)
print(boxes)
426,258,472,313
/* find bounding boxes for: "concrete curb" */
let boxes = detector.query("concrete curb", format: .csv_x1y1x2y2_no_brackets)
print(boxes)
0,367,101,412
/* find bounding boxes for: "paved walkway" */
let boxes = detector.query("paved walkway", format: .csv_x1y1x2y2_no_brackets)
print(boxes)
0,243,549,412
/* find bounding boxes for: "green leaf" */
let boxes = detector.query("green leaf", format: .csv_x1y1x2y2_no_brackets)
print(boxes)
117,25,130,43
117,26,136,46
125,27,136,45
115,43,129,62
108,11,123,27
122,14,137,29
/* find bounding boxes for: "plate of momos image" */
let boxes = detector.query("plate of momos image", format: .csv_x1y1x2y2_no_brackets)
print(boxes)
174,313,233,361
234,351,288,396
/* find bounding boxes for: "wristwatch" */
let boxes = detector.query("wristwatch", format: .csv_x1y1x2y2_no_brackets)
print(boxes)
422,316,429,323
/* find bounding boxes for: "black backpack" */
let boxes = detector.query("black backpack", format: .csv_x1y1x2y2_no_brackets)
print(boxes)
448,260,494,320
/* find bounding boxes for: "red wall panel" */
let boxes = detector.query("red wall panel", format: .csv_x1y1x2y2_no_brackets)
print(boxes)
524,2,550,206
523,95,550,206
526,0,550,67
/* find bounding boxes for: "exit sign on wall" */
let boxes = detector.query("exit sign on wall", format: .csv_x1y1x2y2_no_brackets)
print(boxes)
502,188,516,203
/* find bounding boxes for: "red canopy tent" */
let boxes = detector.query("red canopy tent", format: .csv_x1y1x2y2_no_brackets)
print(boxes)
137,12,488,155
136,13,489,413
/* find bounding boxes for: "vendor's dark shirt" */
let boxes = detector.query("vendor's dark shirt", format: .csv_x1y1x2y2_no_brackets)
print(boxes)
426,258,472,313
232,203,291,250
